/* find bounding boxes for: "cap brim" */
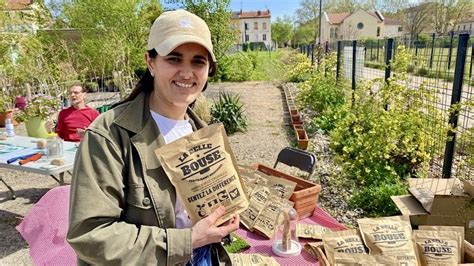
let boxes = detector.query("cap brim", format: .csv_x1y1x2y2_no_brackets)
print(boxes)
153,34,216,62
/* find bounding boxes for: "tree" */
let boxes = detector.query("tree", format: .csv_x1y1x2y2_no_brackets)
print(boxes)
432,0,473,34
182,0,235,63
293,23,315,45
271,16,293,47
400,2,434,39
295,0,319,44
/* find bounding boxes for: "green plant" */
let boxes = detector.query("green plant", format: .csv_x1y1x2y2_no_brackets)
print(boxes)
285,53,312,82
211,91,248,134
218,52,254,82
15,94,61,122
0,94,14,113
329,46,449,215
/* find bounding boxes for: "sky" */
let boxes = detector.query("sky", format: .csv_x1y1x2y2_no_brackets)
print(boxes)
161,0,301,21
229,0,300,21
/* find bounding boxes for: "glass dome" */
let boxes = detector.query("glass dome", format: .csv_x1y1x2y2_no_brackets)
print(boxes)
271,204,301,257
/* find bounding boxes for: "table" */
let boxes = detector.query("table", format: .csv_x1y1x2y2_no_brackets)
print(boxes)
235,206,346,265
0,135,77,199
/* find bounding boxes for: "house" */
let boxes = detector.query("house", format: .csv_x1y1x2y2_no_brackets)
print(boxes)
454,11,474,35
231,9,272,48
384,17,404,38
321,10,384,43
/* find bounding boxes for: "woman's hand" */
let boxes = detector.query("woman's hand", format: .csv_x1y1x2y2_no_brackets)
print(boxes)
191,206,240,249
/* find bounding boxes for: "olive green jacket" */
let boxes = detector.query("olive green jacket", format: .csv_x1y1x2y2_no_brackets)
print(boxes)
67,92,231,265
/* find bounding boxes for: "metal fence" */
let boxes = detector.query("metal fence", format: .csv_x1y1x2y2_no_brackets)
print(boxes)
298,33,473,180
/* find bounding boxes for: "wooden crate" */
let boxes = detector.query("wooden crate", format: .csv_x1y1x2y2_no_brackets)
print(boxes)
251,164,321,219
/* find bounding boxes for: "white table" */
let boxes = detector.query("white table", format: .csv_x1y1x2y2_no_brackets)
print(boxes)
0,135,77,199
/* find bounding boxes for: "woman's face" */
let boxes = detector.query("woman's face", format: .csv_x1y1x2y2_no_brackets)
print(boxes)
147,43,210,113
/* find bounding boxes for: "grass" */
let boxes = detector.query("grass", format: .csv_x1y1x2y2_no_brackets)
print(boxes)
249,50,287,81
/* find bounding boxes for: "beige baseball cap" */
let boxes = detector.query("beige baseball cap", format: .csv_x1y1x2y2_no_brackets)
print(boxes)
147,9,216,62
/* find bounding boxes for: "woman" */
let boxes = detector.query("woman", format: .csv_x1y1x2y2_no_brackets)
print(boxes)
67,10,239,265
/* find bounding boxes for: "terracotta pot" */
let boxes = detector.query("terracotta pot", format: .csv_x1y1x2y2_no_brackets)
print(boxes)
293,124,304,131
295,128,309,150
290,114,303,125
289,109,299,116
0,110,19,127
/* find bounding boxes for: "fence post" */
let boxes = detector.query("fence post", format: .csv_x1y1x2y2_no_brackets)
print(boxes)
415,35,419,57
447,31,454,70
442,33,469,179
470,43,474,79
429,33,435,69
336,41,342,83
351,40,357,107
377,39,380,61
385,38,394,111
311,43,315,65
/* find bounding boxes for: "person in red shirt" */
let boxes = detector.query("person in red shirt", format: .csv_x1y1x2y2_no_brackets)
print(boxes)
55,84,100,142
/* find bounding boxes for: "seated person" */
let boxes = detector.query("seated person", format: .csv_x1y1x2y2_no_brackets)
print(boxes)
55,83,100,142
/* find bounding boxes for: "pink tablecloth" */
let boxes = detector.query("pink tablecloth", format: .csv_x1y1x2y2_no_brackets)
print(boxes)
235,206,346,265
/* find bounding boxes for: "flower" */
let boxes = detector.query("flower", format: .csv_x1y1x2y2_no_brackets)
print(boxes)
15,94,61,122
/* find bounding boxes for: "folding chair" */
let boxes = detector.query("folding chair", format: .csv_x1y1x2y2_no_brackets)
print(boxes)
273,147,316,179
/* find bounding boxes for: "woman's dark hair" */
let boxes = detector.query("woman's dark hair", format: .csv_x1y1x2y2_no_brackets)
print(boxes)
118,48,217,106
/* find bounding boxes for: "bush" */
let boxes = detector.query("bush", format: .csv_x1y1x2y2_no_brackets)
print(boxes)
192,94,212,124
349,181,407,216
330,46,449,215
296,53,349,132
211,91,248,134
218,52,254,82
285,53,313,82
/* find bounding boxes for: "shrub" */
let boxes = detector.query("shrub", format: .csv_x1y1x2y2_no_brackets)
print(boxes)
211,91,248,134
296,53,349,132
285,53,313,82
218,52,254,82
330,46,449,215
349,181,407,216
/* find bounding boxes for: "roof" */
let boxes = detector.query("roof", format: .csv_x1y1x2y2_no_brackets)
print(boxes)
231,10,271,19
384,18,402,26
4,0,32,11
325,10,384,24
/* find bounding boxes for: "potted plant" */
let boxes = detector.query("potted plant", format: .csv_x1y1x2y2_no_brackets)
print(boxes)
0,94,16,127
15,94,61,138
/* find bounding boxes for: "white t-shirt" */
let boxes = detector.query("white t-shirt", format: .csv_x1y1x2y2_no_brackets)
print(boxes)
150,110,193,229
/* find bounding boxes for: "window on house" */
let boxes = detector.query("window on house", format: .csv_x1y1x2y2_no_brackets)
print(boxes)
377,27,380,37
263,22,267,30
357,22,364,29
463,25,466,30
254,22,258,30
245,35,249,42
398,26,403,32
244,23,248,30
330,28,334,38
263,34,266,41
335,28,338,38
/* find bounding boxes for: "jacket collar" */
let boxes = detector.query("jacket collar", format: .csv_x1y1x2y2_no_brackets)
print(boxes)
114,91,207,169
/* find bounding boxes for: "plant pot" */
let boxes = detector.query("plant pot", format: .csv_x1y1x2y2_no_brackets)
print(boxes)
25,117,48,138
293,124,304,131
289,109,299,116
295,128,309,150
0,110,19,127
290,114,303,125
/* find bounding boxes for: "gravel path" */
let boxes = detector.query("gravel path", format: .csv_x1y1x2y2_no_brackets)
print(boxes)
0,81,352,265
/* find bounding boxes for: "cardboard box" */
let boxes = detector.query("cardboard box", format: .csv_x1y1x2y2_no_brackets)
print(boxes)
391,178,474,244
312,239,474,266
251,164,321,219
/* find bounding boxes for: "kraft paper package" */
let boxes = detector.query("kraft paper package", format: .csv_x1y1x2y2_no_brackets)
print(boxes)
413,230,460,265
357,216,419,266
418,225,465,262
228,253,280,266
297,223,332,240
322,229,368,265
240,185,271,230
252,194,293,239
155,123,249,226
333,253,399,265
238,165,297,200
